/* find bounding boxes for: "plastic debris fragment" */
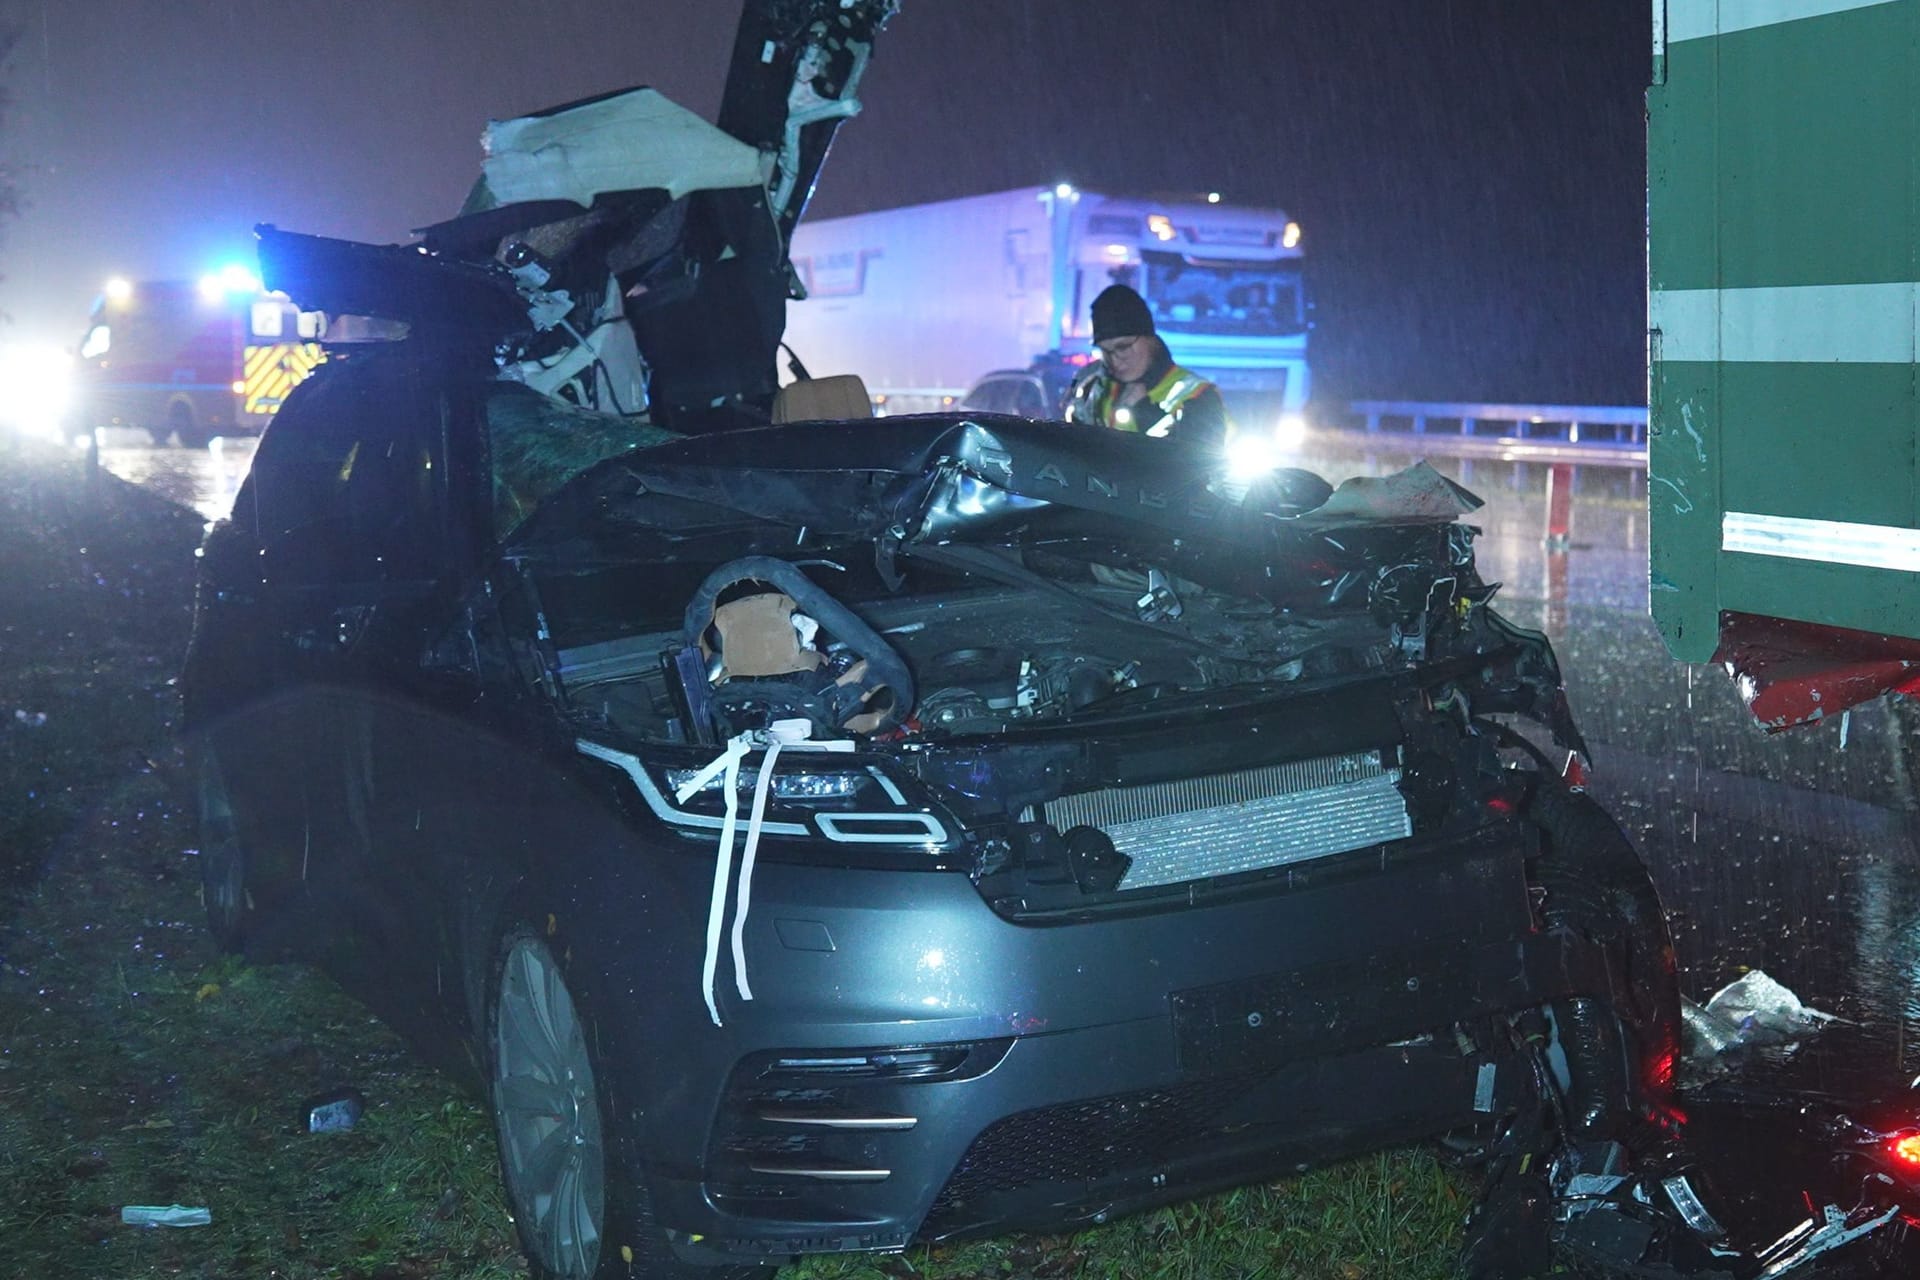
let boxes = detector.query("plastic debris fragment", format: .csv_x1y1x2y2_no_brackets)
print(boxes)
301,1086,366,1133
1682,969,1837,1072
1702,970,1837,1045
1755,1201,1901,1278
121,1204,211,1227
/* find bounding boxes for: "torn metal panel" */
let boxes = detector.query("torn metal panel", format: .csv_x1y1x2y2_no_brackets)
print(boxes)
1712,610,1920,731
478,87,773,209
1296,459,1484,525
719,0,899,238
254,225,526,338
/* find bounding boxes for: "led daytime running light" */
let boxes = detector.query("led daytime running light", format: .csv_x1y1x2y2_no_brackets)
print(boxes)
666,767,863,800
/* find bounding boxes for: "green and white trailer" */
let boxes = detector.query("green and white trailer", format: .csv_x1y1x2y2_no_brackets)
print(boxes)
1649,0,1920,728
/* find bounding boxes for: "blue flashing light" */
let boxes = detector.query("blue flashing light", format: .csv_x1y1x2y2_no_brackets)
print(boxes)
200,264,263,301
218,263,262,294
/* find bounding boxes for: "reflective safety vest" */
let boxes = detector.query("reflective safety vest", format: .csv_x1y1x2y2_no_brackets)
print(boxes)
1092,365,1214,437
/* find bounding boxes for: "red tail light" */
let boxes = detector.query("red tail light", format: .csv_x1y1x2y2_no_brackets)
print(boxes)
1889,1133,1920,1168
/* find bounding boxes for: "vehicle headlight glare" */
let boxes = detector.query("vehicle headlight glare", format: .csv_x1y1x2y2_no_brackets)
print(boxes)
1226,430,1284,480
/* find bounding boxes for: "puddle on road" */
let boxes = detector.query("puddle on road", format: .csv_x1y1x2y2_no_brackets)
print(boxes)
96,433,257,525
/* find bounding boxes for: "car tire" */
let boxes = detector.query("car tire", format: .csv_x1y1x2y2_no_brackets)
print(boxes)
171,402,214,450
1527,783,1679,1132
486,924,771,1280
195,745,250,951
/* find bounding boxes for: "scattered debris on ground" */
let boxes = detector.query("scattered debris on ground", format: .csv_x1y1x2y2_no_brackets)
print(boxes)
0,438,527,1279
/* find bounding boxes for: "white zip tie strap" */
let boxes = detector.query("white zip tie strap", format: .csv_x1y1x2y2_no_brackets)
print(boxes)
731,739,783,1002
686,735,750,1027
669,726,856,1028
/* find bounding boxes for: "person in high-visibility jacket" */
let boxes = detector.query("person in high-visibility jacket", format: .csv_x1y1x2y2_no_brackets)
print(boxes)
1065,284,1231,448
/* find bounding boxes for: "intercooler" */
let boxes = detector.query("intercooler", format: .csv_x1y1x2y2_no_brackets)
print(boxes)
1039,752,1411,890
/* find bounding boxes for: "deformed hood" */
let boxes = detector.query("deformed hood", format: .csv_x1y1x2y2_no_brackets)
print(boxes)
503,415,1483,559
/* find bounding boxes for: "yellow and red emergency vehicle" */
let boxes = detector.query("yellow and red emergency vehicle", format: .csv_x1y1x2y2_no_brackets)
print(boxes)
75,268,325,447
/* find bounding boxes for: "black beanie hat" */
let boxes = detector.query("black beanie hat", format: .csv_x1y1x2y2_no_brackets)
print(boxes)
1091,284,1155,342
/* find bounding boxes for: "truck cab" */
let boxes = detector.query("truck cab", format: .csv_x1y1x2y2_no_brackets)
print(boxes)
786,186,1310,431
1064,192,1309,421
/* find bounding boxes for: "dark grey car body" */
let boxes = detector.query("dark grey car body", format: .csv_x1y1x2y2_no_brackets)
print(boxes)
184,341,1678,1272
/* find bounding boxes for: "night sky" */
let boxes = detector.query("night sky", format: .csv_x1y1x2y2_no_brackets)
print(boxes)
2,0,1650,405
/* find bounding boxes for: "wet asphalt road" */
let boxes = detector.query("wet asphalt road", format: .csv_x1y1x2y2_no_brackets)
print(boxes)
1331,440,1920,1107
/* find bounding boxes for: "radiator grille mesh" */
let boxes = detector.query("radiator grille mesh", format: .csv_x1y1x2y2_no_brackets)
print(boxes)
1042,753,1411,890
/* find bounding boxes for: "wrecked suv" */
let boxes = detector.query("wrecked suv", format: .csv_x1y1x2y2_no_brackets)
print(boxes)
184,359,1679,1279
181,5,1676,1276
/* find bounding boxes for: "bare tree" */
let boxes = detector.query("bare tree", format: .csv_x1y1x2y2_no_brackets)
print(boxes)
0,25,19,244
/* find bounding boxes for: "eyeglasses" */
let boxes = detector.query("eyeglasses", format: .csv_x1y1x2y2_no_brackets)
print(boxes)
1098,336,1144,361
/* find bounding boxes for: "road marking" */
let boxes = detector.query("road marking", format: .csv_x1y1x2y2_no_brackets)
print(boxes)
1723,510,1920,572
1667,0,1901,43
1651,282,1918,364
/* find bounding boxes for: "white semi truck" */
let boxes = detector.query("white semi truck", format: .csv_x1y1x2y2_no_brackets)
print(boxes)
783,185,1309,424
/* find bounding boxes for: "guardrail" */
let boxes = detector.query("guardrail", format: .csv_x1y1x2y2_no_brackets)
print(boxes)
1348,401,1646,444
1337,401,1648,470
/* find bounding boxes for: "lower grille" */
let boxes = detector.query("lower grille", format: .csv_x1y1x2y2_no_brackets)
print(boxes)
921,1075,1264,1232
707,1040,1012,1211
1041,753,1412,890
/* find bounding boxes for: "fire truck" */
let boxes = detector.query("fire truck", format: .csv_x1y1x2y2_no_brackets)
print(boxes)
74,268,326,447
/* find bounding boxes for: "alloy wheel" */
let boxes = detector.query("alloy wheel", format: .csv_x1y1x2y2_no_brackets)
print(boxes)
494,935,607,1280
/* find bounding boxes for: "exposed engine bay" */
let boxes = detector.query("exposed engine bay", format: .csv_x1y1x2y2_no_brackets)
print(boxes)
489,419,1588,919
559,562,1425,743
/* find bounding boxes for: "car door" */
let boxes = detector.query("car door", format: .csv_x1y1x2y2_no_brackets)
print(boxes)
188,359,375,958
289,357,490,1051
201,352,469,1009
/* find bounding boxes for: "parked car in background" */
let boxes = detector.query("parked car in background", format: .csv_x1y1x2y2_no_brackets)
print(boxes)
957,357,1078,421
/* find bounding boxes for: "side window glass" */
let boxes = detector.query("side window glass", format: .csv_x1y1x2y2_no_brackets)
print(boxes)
247,359,439,582
967,379,1012,414
1015,379,1049,419
247,382,361,546
342,425,441,579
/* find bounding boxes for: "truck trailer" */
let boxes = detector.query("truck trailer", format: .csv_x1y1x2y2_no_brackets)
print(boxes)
1648,0,1920,729
783,185,1309,425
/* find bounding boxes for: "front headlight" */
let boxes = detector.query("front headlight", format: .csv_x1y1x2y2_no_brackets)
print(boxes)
580,740,955,854
665,767,865,802
1223,415,1309,483
1225,429,1284,480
